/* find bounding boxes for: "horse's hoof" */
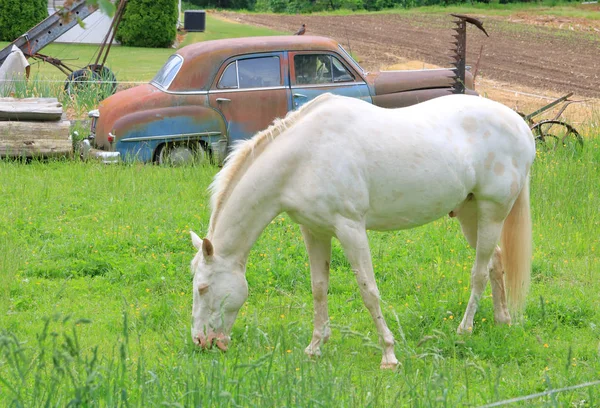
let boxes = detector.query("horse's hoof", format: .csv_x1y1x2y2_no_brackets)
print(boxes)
457,325,473,335
380,361,399,370
304,346,322,358
494,315,511,326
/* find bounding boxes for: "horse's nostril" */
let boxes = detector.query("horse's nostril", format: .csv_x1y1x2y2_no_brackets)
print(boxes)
194,335,207,348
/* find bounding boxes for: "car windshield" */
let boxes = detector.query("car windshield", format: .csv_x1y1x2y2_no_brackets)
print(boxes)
152,55,183,89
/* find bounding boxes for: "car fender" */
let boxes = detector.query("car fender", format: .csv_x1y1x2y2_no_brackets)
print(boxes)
112,106,227,162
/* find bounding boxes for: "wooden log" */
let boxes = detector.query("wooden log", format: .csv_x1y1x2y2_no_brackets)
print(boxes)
0,97,64,121
0,120,72,157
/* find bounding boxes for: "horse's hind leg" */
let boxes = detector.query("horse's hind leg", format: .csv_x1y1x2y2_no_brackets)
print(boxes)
335,219,398,369
456,199,511,329
489,247,511,325
457,200,506,334
300,225,332,357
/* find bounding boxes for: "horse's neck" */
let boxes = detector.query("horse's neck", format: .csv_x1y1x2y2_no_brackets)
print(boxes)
209,167,283,263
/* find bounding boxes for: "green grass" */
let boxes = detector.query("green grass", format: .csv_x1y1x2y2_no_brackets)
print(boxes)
181,15,287,47
0,136,599,406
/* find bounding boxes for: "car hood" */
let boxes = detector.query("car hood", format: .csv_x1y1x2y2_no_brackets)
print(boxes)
368,69,475,108
95,83,170,148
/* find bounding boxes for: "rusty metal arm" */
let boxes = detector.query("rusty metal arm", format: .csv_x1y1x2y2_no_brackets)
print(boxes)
524,92,573,122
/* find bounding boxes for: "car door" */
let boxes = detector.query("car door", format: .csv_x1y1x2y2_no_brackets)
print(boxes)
208,52,291,144
289,51,372,109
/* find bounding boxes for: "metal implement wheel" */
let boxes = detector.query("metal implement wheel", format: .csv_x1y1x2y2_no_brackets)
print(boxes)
64,65,117,99
156,142,206,166
531,120,583,151
87,64,118,96
64,68,99,96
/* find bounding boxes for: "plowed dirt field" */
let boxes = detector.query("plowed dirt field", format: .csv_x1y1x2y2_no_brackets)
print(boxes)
216,10,600,123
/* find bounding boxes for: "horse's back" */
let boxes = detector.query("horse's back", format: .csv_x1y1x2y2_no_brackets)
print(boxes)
275,94,535,231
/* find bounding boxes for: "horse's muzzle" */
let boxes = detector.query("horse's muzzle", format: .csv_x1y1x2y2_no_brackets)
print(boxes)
194,332,230,351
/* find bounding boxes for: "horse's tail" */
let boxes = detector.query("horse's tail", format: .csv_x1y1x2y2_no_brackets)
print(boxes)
500,176,532,315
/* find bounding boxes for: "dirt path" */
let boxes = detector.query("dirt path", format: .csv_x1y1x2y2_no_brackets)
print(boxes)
216,11,600,123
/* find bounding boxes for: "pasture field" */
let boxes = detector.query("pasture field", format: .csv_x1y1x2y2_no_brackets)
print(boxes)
1,139,599,406
1,9,599,407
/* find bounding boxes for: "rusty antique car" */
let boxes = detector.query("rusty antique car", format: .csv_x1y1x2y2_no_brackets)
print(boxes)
85,35,475,164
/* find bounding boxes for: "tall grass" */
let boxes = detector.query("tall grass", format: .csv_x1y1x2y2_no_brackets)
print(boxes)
0,133,599,405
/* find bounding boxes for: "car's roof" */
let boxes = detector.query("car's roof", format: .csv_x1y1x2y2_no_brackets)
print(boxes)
168,36,342,92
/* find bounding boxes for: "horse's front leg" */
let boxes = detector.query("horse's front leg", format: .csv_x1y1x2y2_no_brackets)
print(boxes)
335,220,399,369
300,226,332,357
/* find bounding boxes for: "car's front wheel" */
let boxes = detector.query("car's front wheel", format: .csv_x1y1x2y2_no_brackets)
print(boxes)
156,142,206,166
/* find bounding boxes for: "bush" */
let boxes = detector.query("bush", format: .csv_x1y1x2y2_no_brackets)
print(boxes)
116,0,178,48
0,0,48,42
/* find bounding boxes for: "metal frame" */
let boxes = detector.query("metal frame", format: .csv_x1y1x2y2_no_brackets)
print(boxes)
0,0,127,79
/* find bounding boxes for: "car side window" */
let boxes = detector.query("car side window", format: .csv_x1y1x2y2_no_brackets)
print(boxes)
294,54,354,85
217,56,281,89
218,62,238,89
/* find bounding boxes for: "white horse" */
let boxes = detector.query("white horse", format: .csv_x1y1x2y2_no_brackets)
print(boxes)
190,93,535,368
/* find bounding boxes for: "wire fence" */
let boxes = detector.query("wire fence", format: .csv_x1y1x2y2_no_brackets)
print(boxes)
479,380,600,407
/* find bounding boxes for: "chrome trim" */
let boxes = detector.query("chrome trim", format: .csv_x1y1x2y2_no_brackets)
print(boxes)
383,68,455,73
80,140,120,164
291,81,367,89
121,131,222,143
150,83,209,95
338,45,367,75
209,85,287,94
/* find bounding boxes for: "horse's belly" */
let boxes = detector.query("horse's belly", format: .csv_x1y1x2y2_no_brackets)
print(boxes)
365,191,466,230
365,168,473,231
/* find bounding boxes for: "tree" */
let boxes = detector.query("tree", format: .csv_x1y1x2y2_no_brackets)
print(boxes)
0,0,48,42
115,0,178,48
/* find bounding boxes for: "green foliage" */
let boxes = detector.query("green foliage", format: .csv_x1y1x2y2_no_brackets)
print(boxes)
182,0,585,12
183,0,258,10
0,0,47,42
116,0,178,48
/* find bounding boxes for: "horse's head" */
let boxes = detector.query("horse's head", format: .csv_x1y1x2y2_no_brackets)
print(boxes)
190,231,248,351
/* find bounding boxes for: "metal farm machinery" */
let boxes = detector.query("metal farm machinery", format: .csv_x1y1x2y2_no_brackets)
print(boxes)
450,15,583,150
0,0,127,97
519,93,584,150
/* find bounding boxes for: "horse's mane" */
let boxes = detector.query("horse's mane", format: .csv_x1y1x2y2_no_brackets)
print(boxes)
207,92,337,235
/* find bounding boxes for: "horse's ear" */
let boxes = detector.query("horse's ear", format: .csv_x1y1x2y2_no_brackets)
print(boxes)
202,238,214,258
191,231,202,250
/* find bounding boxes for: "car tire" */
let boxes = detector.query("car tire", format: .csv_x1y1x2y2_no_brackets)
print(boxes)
156,142,206,166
